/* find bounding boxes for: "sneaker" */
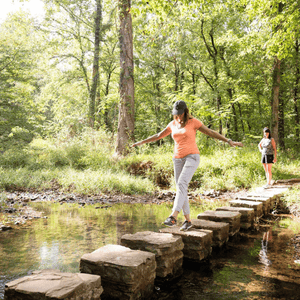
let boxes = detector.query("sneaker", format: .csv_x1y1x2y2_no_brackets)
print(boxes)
163,216,177,227
263,184,271,189
180,220,193,231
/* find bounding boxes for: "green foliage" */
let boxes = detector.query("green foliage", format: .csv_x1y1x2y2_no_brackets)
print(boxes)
0,128,299,195
0,13,45,151
1,0,299,154
281,185,300,208
243,0,300,59
0,129,157,194
0,0,300,194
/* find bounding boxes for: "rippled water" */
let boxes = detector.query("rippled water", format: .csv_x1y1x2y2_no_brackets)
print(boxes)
1,202,300,300
0,202,174,299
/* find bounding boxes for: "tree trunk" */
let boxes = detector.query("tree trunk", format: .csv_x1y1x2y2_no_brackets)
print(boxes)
278,89,285,149
115,0,134,156
174,57,179,92
191,71,196,95
103,72,112,130
271,3,284,146
216,95,222,134
95,74,101,129
271,57,280,145
227,88,238,139
237,102,245,136
200,19,222,134
89,0,102,128
294,40,300,144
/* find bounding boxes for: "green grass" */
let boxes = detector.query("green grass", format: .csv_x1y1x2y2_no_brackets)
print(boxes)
0,129,299,196
0,167,155,195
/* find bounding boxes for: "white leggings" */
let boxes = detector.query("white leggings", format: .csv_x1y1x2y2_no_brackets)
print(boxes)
172,154,200,216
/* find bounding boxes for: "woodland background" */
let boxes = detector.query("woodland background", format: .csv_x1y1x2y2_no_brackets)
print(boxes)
1,0,300,158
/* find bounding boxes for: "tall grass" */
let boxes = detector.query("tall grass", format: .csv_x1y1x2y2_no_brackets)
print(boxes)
0,129,299,195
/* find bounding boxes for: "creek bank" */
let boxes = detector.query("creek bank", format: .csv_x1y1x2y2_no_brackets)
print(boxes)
0,188,246,231
1,183,300,300
1,180,299,231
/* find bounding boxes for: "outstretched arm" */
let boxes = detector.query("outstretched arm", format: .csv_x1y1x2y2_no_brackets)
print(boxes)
131,127,170,147
272,138,277,162
198,124,243,147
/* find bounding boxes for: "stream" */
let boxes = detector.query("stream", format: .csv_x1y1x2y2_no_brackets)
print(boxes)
1,201,300,300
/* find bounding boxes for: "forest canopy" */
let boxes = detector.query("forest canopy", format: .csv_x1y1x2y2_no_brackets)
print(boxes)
0,0,299,153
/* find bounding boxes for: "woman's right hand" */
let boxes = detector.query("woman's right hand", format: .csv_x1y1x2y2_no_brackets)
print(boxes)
131,141,141,147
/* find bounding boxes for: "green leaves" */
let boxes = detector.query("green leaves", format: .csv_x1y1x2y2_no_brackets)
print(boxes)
0,12,45,151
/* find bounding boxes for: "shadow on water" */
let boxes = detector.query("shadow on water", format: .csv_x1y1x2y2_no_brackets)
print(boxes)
1,202,300,300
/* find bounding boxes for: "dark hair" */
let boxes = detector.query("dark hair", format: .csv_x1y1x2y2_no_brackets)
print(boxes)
173,107,193,127
263,127,272,139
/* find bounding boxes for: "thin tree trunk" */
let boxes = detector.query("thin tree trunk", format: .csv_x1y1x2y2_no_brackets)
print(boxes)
294,40,300,144
227,88,237,139
191,71,196,95
271,57,280,145
95,74,101,129
271,2,284,146
237,102,245,135
200,19,222,134
216,95,222,134
104,72,112,129
89,0,102,128
174,57,179,92
115,0,134,156
278,89,285,149
180,71,184,91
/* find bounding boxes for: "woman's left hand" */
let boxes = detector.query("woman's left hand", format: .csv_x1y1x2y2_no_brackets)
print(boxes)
273,158,277,163
229,141,243,147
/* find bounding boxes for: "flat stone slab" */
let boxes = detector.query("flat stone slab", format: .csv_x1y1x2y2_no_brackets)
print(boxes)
238,196,270,215
216,207,255,229
190,219,229,247
249,187,289,208
254,187,289,196
4,269,103,300
197,210,241,236
250,187,288,199
245,193,277,208
120,231,184,278
80,244,156,300
229,200,263,218
159,227,212,261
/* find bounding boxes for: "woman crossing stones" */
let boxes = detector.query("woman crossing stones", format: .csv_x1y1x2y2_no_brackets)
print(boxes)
131,100,243,231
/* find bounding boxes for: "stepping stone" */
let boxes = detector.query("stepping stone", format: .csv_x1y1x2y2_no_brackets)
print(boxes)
250,187,289,202
80,244,156,300
191,219,229,247
245,193,276,208
4,269,103,300
159,226,212,261
248,187,290,212
197,210,241,236
254,187,289,195
121,231,184,279
238,196,271,215
229,200,263,218
216,207,255,229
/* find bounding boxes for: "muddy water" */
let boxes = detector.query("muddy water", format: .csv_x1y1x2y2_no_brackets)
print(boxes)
1,202,300,300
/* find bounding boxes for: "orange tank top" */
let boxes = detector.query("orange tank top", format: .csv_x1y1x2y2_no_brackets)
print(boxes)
160,118,203,158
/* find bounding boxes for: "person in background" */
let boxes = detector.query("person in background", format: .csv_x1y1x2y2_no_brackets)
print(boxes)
258,127,277,188
131,100,243,231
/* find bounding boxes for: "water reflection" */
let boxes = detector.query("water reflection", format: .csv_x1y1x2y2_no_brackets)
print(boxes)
0,202,175,299
39,242,61,270
1,202,299,300
259,229,272,267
